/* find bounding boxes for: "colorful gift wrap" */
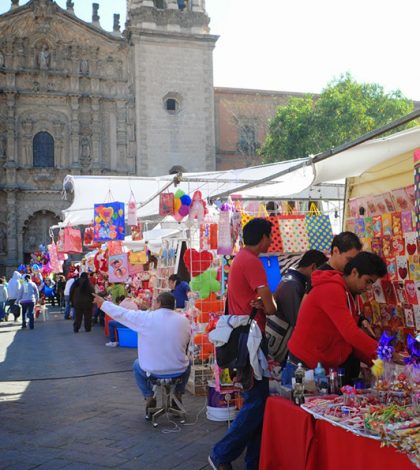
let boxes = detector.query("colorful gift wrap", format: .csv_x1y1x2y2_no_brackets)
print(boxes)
382,236,392,258
408,255,420,281
404,232,417,256
413,305,420,329
404,280,418,305
396,256,409,281
372,215,383,237
382,213,393,237
354,218,365,238
363,217,374,238
360,238,372,251
372,280,386,303
279,215,309,253
304,214,333,251
392,281,408,304
401,210,414,233
371,237,383,257
404,305,415,328
385,257,397,282
392,212,403,236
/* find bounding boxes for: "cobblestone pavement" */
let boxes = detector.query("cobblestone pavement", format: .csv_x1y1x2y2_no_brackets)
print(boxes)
0,308,242,469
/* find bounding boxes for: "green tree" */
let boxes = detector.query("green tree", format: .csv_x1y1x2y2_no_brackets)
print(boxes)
260,73,416,163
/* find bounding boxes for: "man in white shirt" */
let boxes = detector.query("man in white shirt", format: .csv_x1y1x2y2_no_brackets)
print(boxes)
63,275,77,319
93,291,191,413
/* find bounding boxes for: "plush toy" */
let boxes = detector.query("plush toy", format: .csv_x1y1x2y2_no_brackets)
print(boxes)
190,269,221,299
188,190,207,224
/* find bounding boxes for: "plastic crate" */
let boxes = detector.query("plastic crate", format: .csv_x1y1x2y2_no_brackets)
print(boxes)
117,328,137,348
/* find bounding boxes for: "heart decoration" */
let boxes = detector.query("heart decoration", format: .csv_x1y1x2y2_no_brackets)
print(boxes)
183,248,213,276
96,205,114,224
407,243,417,256
398,267,408,280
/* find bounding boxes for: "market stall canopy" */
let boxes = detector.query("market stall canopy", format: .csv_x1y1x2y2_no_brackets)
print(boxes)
61,159,320,226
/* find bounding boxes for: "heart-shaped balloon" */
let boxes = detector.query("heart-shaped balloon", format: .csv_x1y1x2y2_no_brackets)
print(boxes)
183,248,213,276
97,206,114,223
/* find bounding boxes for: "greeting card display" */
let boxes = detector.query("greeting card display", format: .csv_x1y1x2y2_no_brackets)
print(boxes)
385,257,397,281
391,236,405,256
404,280,418,305
401,211,414,233
364,217,374,238
372,216,382,237
382,213,393,237
94,202,125,241
396,256,409,281
404,232,417,256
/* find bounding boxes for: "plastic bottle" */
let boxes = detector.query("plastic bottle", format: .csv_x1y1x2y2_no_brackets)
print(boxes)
293,363,305,405
328,368,338,394
314,362,328,394
337,368,345,392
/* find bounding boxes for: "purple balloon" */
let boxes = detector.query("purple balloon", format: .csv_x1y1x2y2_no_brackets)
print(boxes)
179,204,190,217
180,194,192,206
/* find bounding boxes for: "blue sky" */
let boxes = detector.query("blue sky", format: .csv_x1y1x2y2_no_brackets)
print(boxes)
1,0,420,100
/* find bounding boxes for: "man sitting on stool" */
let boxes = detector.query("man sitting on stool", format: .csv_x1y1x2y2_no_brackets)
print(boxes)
93,292,191,416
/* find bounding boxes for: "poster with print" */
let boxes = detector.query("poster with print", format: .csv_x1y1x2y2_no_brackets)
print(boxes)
108,253,129,283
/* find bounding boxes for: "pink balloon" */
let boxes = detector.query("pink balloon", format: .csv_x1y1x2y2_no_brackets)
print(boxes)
174,212,184,222
179,204,190,217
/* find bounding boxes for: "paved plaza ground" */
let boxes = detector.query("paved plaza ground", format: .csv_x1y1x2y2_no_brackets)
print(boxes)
0,308,241,469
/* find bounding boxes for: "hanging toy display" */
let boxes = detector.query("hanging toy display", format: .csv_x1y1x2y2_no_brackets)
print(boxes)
188,190,208,224
173,189,192,222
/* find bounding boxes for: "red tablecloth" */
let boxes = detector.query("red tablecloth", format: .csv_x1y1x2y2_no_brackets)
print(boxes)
260,397,315,470
259,396,417,470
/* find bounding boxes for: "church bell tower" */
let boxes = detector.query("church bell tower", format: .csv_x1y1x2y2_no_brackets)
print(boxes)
127,0,218,176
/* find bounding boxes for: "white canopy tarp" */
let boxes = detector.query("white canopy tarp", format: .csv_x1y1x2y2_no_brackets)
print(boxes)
61,125,420,227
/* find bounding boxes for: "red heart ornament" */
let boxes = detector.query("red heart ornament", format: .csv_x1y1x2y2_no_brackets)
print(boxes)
407,243,417,256
398,267,408,279
183,249,213,276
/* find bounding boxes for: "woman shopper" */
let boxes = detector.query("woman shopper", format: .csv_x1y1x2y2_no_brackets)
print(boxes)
70,272,95,333
0,277,8,321
16,274,39,329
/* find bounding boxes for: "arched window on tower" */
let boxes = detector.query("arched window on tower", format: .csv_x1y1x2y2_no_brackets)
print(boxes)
33,131,54,167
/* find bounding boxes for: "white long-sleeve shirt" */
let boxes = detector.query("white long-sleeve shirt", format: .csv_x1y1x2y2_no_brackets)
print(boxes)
101,301,191,375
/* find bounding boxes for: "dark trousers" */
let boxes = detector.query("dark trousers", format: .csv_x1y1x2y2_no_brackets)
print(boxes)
73,307,92,332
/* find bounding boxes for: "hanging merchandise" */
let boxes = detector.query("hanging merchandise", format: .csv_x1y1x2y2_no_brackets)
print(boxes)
129,245,148,265
305,213,333,252
278,215,309,253
217,210,232,256
93,201,125,241
188,190,207,224
131,222,143,241
127,191,137,226
190,269,221,299
83,226,100,248
266,215,283,253
108,253,129,283
107,240,123,256
47,242,62,274
94,248,109,275
173,189,192,222
184,248,214,276
128,254,144,275
56,229,65,253
63,227,83,254
159,191,175,216
259,256,282,293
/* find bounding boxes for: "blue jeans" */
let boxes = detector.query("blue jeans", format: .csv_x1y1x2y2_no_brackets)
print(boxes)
0,301,5,320
211,377,269,470
132,359,191,398
64,295,71,319
109,320,126,342
21,302,35,329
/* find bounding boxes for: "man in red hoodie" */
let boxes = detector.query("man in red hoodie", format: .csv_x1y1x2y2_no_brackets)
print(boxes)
287,252,387,384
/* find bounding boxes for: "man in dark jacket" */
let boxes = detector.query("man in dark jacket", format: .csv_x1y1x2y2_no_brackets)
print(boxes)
275,250,327,327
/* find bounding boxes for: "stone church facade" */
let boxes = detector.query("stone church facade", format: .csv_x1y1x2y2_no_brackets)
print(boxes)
0,0,216,274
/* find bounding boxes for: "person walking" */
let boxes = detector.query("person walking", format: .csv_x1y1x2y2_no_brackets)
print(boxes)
6,271,22,321
70,272,95,333
63,274,76,319
0,277,8,321
209,218,277,470
16,274,39,330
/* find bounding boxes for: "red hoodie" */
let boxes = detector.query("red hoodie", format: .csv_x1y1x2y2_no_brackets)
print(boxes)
288,270,378,370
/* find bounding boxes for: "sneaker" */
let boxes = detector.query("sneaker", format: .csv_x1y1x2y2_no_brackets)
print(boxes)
208,455,233,470
105,341,118,347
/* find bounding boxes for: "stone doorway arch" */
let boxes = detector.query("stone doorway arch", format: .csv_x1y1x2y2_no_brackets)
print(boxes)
22,210,60,264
